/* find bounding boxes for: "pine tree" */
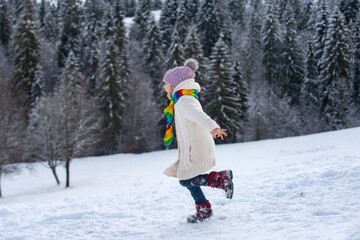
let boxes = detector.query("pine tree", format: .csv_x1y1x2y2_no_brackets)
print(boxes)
233,60,249,140
340,0,360,24
262,0,283,90
81,0,105,91
164,29,185,71
282,4,305,106
216,1,232,50
245,7,263,87
314,0,329,74
228,0,246,25
175,0,189,45
143,14,163,91
183,24,207,94
0,0,11,47
113,0,126,51
97,15,125,154
57,0,82,68
353,13,360,107
12,0,43,115
196,0,221,57
114,0,131,99
124,0,137,17
320,8,352,130
302,40,321,132
41,1,59,46
133,0,151,41
295,0,314,32
159,0,178,51
152,0,162,10
186,0,199,24
205,34,243,143
250,0,262,10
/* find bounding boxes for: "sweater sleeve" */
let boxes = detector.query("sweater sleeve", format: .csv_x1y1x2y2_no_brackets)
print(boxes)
177,96,220,133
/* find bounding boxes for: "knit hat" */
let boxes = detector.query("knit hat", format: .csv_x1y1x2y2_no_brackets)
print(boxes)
162,59,199,87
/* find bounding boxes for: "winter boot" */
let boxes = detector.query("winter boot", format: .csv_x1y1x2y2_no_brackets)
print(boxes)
208,170,234,199
187,202,213,223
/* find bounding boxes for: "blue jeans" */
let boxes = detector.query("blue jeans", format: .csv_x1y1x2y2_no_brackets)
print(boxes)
179,174,209,203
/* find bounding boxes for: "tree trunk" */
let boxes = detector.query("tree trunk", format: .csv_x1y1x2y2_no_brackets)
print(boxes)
65,159,70,188
51,166,60,185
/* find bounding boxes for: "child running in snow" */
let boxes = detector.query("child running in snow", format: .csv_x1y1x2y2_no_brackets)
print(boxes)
162,59,234,223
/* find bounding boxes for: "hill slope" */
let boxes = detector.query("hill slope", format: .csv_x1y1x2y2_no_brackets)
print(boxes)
1,128,360,240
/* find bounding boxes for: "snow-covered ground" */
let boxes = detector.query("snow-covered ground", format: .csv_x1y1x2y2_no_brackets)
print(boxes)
1,127,360,240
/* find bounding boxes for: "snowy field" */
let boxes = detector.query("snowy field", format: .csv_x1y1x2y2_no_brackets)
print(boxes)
1,127,360,240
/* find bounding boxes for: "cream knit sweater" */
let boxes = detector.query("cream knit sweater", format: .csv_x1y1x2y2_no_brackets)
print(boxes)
163,79,220,180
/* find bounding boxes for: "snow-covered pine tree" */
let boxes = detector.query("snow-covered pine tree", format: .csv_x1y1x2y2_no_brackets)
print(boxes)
228,0,246,25
215,1,232,51
320,8,352,130
352,13,360,108
11,0,44,116
205,34,243,143
301,39,321,133
175,0,189,46
298,0,315,32
152,0,162,10
250,0,262,10
124,0,137,17
262,0,283,91
340,0,360,24
133,0,151,42
0,0,11,47
41,1,59,46
30,64,45,109
57,0,82,68
56,51,102,187
278,0,302,26
196,0,221,57
39,0,46,30
314,0,329,75
186,0,199,24
183,24,207,98
81,0,105,91
159,0,178,52
244,6,263,87
282,4,305,106
113,0,126,51
113,0,131,99
232,60,249,141
97,13,125,154
164,29,185,71
143,14,163,93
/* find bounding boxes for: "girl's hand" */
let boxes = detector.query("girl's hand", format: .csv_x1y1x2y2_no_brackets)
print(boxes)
211,128,227,140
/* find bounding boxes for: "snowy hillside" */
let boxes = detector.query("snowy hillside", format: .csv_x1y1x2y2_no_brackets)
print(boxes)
1,127,360,240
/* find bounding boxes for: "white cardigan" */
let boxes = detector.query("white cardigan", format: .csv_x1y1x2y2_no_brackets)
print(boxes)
163,79,220,180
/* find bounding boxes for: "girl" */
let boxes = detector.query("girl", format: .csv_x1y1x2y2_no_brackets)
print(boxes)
162,59,234,223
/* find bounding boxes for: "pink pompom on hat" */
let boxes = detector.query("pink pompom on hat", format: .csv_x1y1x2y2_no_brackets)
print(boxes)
162,59,199,87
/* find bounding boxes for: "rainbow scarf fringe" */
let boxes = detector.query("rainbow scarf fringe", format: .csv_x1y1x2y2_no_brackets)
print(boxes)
163,89,199,146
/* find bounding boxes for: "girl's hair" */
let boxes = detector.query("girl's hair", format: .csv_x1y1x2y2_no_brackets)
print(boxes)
169,85,175,98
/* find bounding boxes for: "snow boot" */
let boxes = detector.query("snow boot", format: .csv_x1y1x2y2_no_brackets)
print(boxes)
208,170,234,199
187,202,213,223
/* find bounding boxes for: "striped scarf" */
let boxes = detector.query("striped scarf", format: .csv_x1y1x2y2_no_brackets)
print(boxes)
163,89,199,146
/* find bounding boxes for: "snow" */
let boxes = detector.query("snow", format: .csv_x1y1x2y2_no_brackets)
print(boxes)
1,127,360,239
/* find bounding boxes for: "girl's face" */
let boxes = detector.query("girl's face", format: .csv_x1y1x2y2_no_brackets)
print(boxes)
163,82,173,100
